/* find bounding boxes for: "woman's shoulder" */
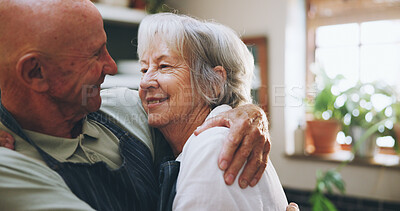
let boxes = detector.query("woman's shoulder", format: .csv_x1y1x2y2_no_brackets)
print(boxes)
183,126,228,156
177,104,232,161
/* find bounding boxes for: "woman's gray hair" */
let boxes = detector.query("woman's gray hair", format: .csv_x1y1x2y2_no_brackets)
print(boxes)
137,13,254,108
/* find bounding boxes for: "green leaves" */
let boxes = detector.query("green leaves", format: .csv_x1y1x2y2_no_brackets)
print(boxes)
315,169,345,194
310,192,338,211
310,169,346,211
314,87,337,118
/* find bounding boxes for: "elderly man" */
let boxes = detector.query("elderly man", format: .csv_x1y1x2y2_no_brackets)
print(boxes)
0,0,273,210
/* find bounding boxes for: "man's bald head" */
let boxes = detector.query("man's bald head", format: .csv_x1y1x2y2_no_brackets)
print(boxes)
0,0,117,136
0,0,102,71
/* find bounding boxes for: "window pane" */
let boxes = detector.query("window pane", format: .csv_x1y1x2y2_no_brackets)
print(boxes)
316,23,359,47
360,44,400,90
315,47,359,89
361,20,400,44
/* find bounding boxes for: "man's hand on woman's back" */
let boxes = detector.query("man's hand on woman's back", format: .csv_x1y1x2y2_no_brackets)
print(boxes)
0,131,14,150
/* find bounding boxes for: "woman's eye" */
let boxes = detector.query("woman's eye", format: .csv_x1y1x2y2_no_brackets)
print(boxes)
160,64,170,69
140,68,148,73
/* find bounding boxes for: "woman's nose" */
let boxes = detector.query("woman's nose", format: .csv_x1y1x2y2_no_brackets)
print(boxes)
140,69,159,90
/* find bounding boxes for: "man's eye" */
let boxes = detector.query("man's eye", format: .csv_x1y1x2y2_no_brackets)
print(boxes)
141,68,148,73
94,50,101,57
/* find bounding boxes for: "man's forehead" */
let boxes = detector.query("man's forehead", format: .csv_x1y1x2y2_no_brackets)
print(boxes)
42,3,105,53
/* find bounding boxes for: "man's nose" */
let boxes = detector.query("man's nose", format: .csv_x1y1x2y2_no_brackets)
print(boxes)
103,49,118,75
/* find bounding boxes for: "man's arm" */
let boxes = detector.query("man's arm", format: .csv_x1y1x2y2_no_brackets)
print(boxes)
195,104,270,188
0,148,94,211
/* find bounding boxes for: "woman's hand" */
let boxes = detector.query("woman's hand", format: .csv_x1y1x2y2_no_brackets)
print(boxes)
194,104,270,188
0,130,15,150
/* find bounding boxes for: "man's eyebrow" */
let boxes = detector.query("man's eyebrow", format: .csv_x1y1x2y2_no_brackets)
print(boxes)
93,42,107,54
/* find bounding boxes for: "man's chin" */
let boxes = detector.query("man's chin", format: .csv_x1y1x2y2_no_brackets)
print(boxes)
84,98,102,113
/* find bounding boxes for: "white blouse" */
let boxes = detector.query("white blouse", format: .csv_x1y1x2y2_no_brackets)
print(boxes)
174,105,288,211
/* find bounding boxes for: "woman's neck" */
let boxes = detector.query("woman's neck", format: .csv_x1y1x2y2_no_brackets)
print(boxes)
159,106,210,157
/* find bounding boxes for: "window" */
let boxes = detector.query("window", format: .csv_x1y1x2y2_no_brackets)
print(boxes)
306,0,400,153
315,20,400,92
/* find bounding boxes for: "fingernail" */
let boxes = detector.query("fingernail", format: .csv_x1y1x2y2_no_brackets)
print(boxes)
250,179,257,187
225,174,235,185
219,160,228,170
194,127,201,136
240,179,248,188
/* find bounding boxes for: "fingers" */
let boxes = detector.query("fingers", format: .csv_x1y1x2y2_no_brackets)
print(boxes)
235,130,267,188
286,202,299,211
195,115,243,173
194,116,230,136
0,131,15,150
248,140,269,187
218,116,251,169
222,133,252,187
221,120,257,187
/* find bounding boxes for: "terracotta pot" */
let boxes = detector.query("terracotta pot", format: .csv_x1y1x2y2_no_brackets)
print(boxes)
306,120,341,154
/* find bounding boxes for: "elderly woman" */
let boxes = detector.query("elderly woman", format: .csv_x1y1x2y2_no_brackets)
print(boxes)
138,13,288,210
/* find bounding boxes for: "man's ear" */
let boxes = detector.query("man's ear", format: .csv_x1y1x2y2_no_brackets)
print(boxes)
16,53,49,92
213,65,227,82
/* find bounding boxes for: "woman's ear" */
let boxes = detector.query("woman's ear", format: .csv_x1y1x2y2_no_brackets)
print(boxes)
15,53,49,92
213,65,227,82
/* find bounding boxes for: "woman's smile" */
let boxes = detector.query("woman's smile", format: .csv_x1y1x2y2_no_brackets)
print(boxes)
146,96,169,109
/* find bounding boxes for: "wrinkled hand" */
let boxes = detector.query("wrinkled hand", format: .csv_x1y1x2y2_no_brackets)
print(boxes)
0,130,15,150
286,202,300,211
194,104,270,188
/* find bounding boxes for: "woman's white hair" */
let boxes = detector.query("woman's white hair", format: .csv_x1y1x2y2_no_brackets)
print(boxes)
137,13,254,108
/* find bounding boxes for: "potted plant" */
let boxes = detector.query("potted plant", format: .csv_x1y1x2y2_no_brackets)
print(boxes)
306,64,347,154
339,82,393,158
309,81,399,211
